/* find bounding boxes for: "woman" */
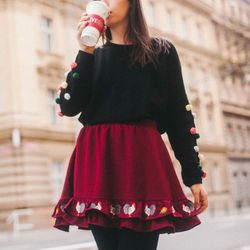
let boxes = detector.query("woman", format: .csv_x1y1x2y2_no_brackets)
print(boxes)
52,0,208,249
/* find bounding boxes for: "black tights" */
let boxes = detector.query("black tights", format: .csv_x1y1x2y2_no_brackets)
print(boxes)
89,224,160,250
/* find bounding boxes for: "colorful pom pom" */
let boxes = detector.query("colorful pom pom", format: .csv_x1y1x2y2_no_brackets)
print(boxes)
198,153,205,161
192,112,197,119
64,93,71,100
202,171,207,178
73,72,80,79
58,90,61,96
55,97,60,104
58,111,64,117
197,164,202,170
58,85,62,91
194,146,199,152
185,104,192,111
195,133,200,139
190,127,196,134
61,82,68,89
71,62,77,69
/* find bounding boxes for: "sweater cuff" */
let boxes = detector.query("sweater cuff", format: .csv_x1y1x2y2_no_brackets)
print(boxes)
181,164,204,187
183,177,203,188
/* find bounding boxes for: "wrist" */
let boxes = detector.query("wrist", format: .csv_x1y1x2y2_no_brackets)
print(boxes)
79,46,95,54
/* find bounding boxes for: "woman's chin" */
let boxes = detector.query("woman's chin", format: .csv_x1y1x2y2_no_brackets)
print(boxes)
105,22,114,29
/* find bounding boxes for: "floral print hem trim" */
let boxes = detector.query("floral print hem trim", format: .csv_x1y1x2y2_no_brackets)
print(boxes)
52,197,199,220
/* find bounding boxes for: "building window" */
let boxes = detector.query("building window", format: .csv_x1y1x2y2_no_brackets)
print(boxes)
231,77,238,102
232,169,242,204
221,76,228,100
240,6,248,25
180,16,188,40
41,16,54,52
215,29,221,53
247,127,250,151
236,125,244,151
226,124,234,150
230,4,235,17
201,68,208,91
207,110,214,142
221,0,225,13
51,161,65,202
229,0,237,17
211,164,221,192
147,2,156,27
165,9,172,33
186,64,194,88
196,23,203,46
48,88,58,124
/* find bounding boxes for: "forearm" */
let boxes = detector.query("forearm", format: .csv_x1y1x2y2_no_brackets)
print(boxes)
56,49,94,117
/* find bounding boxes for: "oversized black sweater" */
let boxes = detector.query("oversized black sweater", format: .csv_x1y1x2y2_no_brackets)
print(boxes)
56,38,206,187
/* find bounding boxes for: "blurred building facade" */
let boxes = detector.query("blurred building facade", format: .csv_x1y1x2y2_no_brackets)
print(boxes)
0,0,249,230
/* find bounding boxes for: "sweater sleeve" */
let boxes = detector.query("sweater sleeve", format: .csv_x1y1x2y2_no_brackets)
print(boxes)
164,41,206,188
56,49,94,117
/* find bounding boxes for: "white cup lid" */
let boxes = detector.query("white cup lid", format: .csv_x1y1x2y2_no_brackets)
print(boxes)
86,1,110,19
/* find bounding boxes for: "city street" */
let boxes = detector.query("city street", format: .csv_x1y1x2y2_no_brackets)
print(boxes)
0,210,250,250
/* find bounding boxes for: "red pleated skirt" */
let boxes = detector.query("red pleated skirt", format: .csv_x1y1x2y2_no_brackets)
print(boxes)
51,119,201,234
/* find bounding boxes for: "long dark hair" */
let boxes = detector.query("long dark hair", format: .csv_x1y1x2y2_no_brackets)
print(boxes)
101,0,171,70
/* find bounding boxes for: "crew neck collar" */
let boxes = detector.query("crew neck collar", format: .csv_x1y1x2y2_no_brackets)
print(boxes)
104,40,136,47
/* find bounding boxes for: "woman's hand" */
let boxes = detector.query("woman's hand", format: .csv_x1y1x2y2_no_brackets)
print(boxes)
76,12,107,53
190,183,208,214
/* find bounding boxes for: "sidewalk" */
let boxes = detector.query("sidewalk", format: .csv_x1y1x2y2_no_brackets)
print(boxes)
0,226,97,250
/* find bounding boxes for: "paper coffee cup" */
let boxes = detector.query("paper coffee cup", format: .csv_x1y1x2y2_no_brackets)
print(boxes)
81,1,110,47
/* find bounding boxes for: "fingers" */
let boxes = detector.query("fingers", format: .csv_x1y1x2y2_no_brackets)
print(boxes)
194,192,200,210
80,12,88,18
76,14,90,41
77,16,90,30
196,199,207,214
196,190,208,214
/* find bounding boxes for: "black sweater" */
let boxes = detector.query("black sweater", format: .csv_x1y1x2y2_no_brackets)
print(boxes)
56,38,206,187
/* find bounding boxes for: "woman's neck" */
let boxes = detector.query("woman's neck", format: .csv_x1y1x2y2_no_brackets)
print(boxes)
109,21,132,45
